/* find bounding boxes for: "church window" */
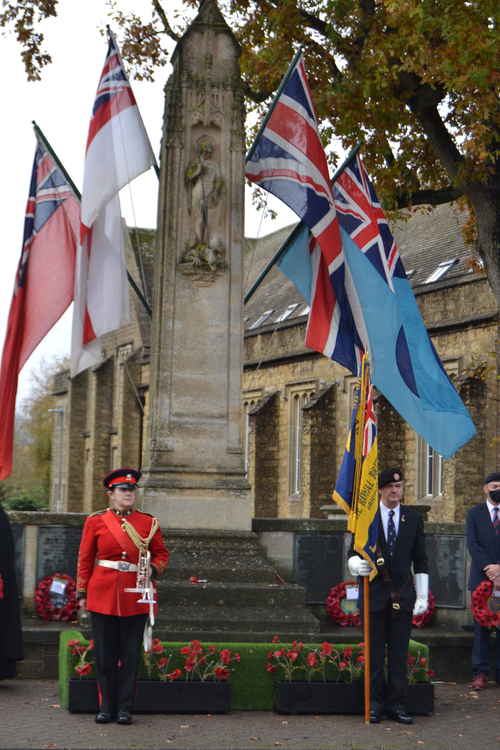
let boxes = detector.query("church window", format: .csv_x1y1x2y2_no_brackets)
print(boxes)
287,385,315,498
417,436,443,499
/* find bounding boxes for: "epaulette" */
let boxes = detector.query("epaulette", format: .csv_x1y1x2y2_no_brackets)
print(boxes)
88,508,108,517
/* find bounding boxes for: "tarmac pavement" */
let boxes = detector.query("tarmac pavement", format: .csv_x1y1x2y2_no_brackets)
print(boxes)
0,679,499,750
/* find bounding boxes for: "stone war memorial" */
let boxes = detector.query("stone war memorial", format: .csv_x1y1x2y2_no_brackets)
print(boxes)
141,0,252,532
8,0,500,684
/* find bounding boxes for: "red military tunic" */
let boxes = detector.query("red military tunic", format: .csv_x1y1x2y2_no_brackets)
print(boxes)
77,508,169,617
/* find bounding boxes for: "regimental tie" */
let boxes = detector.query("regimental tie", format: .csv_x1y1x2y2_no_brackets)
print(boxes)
493,506,500,535
387,509,397,556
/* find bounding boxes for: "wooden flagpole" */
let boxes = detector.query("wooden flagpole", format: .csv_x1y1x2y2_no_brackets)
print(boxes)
363,575,371,723
354,355,371,723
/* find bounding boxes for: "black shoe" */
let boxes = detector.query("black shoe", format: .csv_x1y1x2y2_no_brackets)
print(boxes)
370,708,382,723
116,710,133,725
95,711,113,724
385,705,413,724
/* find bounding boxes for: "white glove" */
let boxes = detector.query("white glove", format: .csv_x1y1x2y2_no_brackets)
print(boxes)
412,572,429,616
348,556,371,577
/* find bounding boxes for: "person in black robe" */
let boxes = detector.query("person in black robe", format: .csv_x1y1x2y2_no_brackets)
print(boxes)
0,504,23,678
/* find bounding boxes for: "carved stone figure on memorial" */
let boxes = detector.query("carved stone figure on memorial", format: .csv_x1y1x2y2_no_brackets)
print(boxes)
183,134,225,272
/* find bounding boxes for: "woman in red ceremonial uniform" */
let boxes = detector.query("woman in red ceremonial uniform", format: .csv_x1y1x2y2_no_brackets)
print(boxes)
76,468,169,725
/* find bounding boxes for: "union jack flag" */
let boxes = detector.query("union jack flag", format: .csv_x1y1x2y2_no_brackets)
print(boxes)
321,151,409,376
334,153,405,289
245,52,343,359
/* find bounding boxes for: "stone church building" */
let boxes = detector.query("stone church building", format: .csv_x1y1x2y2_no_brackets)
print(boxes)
49,200,499,524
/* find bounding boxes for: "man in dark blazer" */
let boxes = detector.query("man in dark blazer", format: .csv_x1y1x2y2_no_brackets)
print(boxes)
348,468,429,725
466,471,500,690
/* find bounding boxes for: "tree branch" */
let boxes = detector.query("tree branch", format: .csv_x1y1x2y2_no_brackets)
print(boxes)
395,185,463,209
407,94,464,182
152,0,180,42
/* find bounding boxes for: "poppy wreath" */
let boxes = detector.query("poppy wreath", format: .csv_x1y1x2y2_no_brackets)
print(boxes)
35,573,77,622
325,581,361,627
412,589,436,627
471,580,500,628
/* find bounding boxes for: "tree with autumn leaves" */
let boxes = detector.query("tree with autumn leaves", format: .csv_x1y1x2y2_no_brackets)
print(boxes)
2,0,498,296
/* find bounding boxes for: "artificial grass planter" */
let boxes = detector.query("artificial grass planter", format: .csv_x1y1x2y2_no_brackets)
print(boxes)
59,630,430,712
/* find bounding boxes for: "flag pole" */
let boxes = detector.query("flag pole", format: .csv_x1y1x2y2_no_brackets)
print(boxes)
354,354,371,724
244,222,304,304
363,575,371,724
32,121,152,318
32,121,80,198
243,141,363,305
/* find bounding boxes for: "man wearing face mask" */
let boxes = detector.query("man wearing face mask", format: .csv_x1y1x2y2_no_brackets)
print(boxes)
466,472,500,689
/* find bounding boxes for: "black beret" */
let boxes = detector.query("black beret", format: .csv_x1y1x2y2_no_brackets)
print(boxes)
103,468,141,489
379,468,404,488
484,472,500,485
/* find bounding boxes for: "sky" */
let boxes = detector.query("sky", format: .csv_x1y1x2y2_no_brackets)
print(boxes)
0,0,297,405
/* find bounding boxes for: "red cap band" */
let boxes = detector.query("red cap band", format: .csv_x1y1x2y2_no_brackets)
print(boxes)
108,474,138,487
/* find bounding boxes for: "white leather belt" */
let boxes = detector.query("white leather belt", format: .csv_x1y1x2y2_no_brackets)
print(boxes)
97,559,138,572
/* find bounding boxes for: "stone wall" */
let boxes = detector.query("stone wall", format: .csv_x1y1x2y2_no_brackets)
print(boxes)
303,385,337,518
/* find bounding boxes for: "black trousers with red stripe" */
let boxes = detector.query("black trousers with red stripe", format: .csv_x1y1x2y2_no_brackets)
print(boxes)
90,611,147,715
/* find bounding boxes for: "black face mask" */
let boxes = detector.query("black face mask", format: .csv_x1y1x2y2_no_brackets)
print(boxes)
489,489,500,504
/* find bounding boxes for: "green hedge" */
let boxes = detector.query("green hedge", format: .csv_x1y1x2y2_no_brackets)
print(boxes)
59,630,430,711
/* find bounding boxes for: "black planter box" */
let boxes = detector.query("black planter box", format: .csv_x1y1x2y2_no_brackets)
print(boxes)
273,681,434,716
274,681,364,714
68,679,231,714
68,679,99,713
406,682,434,715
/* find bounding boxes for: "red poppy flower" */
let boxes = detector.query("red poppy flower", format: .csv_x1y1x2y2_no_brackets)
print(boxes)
307,652,318,667
320,642,333,656
75,663,93,676
220,649,232,665
166,668,182,680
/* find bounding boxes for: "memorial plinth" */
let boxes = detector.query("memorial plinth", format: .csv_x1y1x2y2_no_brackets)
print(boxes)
141,0,252,530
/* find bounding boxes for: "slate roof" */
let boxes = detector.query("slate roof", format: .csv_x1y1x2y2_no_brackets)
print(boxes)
242,201,480,333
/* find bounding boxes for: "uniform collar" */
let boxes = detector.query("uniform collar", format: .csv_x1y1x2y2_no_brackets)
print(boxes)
109,507,134,517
